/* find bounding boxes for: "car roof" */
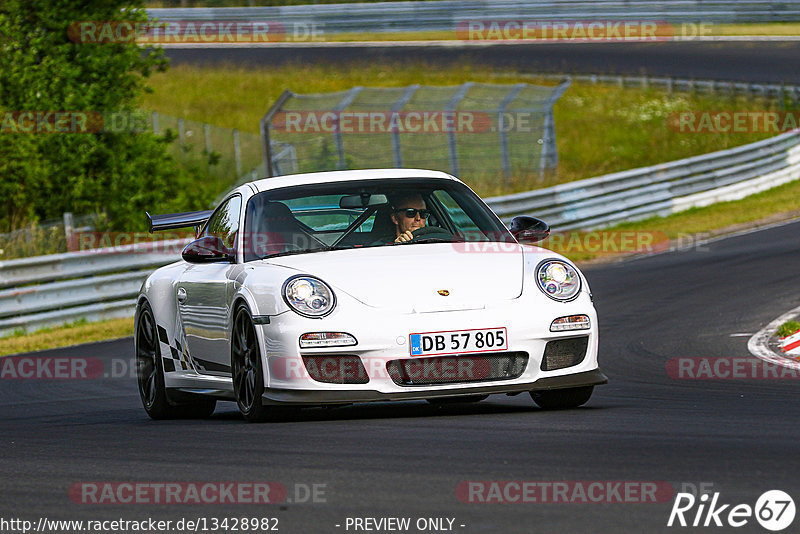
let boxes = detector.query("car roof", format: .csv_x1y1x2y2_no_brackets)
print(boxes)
249,169,461,193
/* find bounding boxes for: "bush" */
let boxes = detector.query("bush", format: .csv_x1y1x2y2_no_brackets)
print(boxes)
0,0,212,233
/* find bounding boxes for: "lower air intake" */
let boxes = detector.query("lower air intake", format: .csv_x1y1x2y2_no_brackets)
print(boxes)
541,336,589,371
302,355,369,384
386,352,528,386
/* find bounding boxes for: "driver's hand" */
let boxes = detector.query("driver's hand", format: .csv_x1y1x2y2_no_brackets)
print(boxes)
394,230,414,243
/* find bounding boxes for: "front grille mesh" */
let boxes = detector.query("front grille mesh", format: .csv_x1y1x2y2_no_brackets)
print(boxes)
541,336,589,371
386,352,528,386
302,355,370,384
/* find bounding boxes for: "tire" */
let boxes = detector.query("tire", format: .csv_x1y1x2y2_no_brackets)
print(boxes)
530,386,594,410
231,305,271,422
135,301,216,419
426,395,489,405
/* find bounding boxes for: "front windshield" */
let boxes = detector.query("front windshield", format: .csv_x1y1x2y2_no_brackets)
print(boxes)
242,177,512,262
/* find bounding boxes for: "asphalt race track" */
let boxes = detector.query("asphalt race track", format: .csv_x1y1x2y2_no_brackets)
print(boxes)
2,219,800,533
164,41,800,84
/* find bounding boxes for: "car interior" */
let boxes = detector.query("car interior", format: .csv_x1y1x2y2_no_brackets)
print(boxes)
244,189,453,260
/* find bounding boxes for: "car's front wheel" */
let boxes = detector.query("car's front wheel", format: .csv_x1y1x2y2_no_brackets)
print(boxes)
231,305,271,422
136,301,216,419
530,386,594,410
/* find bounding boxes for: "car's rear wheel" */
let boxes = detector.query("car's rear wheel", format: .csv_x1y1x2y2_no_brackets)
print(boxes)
232,305,271,422
136,301,216,419
530,386,593,410
426,394,489,405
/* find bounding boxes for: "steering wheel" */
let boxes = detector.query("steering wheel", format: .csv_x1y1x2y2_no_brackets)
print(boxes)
409,225,454,243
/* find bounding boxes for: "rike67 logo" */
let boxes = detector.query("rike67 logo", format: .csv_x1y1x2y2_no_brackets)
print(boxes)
668,490,795,531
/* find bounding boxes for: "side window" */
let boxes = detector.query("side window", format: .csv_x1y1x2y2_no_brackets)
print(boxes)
205,195,242,250
432,190,481,236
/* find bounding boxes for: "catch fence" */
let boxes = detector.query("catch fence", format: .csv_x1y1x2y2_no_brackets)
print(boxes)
260,81,570,186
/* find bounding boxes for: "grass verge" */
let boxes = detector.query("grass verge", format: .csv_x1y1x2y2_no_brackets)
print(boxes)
0,318,134,357
142,63,781,196
777,321,800,338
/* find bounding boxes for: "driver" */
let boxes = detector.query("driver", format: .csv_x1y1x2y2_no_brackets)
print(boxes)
390,193,429,243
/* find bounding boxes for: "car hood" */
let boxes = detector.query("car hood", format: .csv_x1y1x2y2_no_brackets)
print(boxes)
265,243,525,312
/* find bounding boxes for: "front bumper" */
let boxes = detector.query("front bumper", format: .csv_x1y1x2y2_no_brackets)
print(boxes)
261,368,608,404
256,289,603,404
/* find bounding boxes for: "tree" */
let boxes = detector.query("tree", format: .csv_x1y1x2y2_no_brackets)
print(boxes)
0,0,202,232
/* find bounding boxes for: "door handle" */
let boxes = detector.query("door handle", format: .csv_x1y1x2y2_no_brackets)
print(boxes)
177,287,187,304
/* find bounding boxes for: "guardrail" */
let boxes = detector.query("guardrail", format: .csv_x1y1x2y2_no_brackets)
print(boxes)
148,1,800,31
485,130,800,228
0,240,189,336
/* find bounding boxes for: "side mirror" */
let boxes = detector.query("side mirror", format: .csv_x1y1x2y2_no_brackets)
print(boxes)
182,235,234,263
510,216,550,244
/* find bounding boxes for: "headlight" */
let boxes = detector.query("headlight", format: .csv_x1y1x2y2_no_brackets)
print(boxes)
536,260,582,301
283,276,336,318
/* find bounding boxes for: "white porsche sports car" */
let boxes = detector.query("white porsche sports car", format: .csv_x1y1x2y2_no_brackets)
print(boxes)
135,169,606,421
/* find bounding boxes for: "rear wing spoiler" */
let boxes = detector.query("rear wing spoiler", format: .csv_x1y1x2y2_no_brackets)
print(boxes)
146,210,214,233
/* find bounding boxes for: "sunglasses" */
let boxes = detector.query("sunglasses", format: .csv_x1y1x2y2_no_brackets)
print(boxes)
394,208,431,219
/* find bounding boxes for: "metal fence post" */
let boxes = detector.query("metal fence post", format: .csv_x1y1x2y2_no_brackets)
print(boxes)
332,87,363,170
540,80,572,178
497,83,527,182
539,79,572,178
63,212,75,252
233,129,242,176
445,82,474,177
260,89,294,178
390,84,420,167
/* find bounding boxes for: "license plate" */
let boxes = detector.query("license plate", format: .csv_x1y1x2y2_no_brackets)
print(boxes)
409,327,508,356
